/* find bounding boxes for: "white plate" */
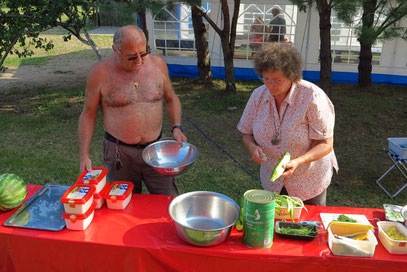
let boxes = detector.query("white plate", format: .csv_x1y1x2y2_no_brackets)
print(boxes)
320,213,372,229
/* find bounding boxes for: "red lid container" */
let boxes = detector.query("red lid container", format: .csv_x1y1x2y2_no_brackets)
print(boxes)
61,184,96,214
94,181,109,209
76,167,108,194
62,201,97,230
104,182,134,210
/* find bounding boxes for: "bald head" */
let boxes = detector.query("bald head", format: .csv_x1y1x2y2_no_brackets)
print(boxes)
113,26,146,51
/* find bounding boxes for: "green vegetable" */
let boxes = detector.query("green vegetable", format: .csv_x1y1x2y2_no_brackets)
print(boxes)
0,173,27,211
273,192,307,222
333,214,357,223
234,195,245,232
270,152,291,182
278,225,317,236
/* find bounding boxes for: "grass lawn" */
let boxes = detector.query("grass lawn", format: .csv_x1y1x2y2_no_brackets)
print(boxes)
1,78,407,208
1,32,407,208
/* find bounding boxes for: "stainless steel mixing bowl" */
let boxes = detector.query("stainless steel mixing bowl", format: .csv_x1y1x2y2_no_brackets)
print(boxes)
142,140,199,176
168,191,240,247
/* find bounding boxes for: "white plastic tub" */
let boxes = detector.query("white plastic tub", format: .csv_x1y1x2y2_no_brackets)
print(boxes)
63,201,97,230
377,221,407,254
275,197,304,220
76,167,108,194
388,138,407,159
104,182,134,210
94,181,109,209
60,184,95,214
327,223,377,257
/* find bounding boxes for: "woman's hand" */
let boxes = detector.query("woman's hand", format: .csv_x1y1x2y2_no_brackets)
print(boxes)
250,146,267,164
280,158,300,178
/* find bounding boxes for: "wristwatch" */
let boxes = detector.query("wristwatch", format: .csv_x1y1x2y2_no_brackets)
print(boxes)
171,125,183,133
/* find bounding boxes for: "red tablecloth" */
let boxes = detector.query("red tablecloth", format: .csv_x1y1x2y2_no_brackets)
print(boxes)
0,185,406,272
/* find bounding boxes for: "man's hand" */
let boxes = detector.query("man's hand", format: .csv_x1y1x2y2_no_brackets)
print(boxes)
80,157,93,173
172,128,187,145
250,146,267,164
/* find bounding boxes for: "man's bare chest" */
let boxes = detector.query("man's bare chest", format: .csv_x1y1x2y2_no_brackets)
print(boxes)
102,75,164,108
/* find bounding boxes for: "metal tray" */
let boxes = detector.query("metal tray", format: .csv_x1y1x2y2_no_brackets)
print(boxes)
3,183,70,231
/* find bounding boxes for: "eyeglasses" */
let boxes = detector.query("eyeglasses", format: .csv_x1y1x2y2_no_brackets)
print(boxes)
127,51,149,61
118,49,149,61
258,76,282,85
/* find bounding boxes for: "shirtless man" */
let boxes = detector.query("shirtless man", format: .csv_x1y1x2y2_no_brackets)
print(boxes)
78,26,187,196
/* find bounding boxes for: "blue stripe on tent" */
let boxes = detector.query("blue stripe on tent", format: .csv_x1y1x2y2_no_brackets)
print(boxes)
167,64,407,85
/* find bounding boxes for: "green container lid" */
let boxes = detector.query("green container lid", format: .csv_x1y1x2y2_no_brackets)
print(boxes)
244,189,275,204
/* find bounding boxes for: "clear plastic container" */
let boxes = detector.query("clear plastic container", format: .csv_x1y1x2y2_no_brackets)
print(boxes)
76,167,108,194
328,222,377,257
104,182,134,210
275,197,303,220
377,221,407,254
60,184,95,214
93,181,109,209
63,201,97,231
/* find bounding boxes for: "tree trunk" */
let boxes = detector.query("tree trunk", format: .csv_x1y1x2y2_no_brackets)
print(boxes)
221,38,236,93
139,11,150,51
191,6,212,83
82,28,102,61
358,0,377,87
316,0,332,95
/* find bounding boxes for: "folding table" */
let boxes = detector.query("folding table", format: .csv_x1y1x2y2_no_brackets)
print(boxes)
376,148,407,198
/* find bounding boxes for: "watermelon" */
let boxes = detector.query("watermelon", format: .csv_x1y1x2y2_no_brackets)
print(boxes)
0,173,27,211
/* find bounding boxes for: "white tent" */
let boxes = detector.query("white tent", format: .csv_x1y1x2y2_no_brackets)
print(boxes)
147,0,407,85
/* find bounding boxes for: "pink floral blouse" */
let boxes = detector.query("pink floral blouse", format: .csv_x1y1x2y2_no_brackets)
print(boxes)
237,80,339,201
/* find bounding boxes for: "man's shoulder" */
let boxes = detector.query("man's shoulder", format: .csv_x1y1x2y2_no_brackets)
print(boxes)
88,56,114,77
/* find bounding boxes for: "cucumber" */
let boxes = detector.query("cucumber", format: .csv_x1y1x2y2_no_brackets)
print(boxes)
270,152,291,182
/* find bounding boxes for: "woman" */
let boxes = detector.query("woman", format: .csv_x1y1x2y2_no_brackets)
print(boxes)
237,43,338,205
249,16,267,51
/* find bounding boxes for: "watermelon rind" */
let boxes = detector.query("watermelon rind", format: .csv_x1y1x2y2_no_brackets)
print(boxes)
0,173,27,211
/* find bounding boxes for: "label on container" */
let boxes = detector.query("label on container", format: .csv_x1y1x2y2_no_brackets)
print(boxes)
109,184,129,196
83,170,102,181
67,187,90,199
242,190,276,248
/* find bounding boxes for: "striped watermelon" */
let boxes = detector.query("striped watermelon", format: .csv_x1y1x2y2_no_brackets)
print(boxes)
0,173,27,211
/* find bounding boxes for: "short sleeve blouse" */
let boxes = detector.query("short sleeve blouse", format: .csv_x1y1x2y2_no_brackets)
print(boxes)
237,80,339,201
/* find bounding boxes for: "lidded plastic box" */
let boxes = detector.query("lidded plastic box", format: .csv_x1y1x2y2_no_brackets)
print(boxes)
327,222,377,257
76,167,108,194
63,201,97,230
94,181,109,209
388,138,407,159
377,221,407,254
104,182,134,210
61,184,96,214
275,197,304,220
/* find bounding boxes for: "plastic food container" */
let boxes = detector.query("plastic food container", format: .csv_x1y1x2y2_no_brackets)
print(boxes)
275,221,318,241
327,222,377,257
383,204,405,223
63,201,97,231
76,167,108,194
275,197,304,220
104,182,134,210
94,181,109,209
388,138,407,159
60,184,96,214
377,221,407,254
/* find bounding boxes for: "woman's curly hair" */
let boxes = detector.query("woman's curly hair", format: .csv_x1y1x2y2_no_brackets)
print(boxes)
254,43,302,82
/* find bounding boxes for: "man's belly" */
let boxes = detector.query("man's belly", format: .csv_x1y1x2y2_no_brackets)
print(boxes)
103,106,163,144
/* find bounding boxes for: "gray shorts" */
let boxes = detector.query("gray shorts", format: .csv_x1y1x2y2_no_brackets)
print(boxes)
103,139,179,196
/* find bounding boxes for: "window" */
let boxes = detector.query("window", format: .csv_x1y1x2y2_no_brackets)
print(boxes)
330,11,383,65
153,2,211,57
234,4,297,60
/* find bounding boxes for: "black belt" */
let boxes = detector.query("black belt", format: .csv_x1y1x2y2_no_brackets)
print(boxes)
104,131,162,148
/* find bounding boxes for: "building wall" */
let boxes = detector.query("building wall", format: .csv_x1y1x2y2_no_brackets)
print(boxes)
147,0,407,85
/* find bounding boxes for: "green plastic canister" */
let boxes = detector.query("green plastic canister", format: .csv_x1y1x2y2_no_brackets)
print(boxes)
242,189,276,248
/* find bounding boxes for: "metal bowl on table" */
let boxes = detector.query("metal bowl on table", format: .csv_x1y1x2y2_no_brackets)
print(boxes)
168,191,240,247
142,140,199,176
